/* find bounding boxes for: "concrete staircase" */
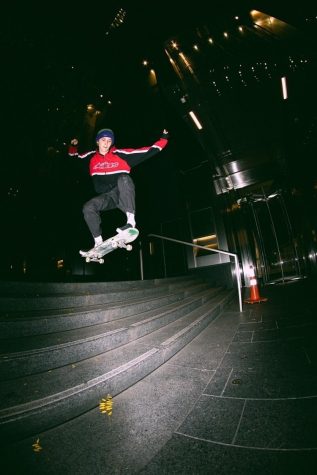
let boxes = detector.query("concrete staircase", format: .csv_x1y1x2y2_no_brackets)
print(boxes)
0,275,235,443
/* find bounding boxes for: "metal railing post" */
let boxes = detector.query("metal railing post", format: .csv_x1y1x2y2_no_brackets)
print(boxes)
148,233,242,312
139,241,144,281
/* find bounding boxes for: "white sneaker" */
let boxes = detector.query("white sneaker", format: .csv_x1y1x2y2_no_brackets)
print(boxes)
79,243,101,256
116,223,134,233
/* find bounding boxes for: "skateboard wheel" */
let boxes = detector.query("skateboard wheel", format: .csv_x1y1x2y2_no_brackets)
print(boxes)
86,257,91,263
99,259,104,264
126,244,132,251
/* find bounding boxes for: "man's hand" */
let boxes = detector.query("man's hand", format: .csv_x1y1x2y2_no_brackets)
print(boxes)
162,129,169,139
70,138,78,146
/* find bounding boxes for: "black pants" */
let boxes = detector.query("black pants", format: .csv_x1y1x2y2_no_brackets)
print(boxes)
83,174,135,238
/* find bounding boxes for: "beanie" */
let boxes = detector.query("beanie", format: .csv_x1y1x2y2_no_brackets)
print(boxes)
96,128,115,143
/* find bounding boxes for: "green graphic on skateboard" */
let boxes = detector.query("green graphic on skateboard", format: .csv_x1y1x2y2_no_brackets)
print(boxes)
80,228,139,264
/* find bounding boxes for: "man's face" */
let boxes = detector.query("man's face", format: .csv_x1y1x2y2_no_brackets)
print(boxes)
98,136,112,153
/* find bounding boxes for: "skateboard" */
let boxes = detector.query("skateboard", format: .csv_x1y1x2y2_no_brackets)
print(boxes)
80,228,139,264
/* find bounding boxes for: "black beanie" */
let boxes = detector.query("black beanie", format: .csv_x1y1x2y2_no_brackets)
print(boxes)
96,128,115,143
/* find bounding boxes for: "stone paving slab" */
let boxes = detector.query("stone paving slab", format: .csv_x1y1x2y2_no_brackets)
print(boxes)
140,434,317,474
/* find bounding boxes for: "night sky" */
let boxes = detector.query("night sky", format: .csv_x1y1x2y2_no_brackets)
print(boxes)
3,1,312,150
2,1,313,162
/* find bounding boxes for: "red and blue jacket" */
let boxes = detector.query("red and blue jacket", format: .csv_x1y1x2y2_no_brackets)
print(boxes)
68,135,168,193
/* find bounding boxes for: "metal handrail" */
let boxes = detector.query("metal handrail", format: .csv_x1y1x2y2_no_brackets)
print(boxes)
148,233,243,312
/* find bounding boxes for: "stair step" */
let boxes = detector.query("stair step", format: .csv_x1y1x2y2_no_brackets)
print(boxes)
0,273,236,444
0,288,222,378
0,288,234,442
0,275,196,296
0,277,202,312
0,281,211,338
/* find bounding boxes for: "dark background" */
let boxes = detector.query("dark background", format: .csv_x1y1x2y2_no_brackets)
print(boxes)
0,0,315,276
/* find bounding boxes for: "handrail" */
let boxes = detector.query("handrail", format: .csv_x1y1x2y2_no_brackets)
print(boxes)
148,233,243,312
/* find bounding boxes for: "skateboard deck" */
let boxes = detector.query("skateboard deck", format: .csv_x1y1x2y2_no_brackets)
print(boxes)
80,228,139,264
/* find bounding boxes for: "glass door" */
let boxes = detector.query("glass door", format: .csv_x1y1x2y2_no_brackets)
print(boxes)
242,190,306,284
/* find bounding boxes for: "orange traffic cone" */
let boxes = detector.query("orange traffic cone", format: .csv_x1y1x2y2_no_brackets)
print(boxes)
244,265,268,304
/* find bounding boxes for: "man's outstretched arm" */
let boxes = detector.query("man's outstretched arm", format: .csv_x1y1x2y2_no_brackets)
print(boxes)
115,130,169,167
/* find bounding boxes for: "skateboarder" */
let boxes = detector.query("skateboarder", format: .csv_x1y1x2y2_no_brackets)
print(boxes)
68,128,169,251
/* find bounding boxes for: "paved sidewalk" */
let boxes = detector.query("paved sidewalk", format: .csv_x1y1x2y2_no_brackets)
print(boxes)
3,278,317,474
141,278,317,474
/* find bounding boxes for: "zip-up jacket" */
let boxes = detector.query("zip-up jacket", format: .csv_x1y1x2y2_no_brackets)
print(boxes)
68,135,168,193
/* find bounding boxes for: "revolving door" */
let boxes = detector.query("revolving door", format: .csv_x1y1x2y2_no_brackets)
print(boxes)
241,190,307,284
